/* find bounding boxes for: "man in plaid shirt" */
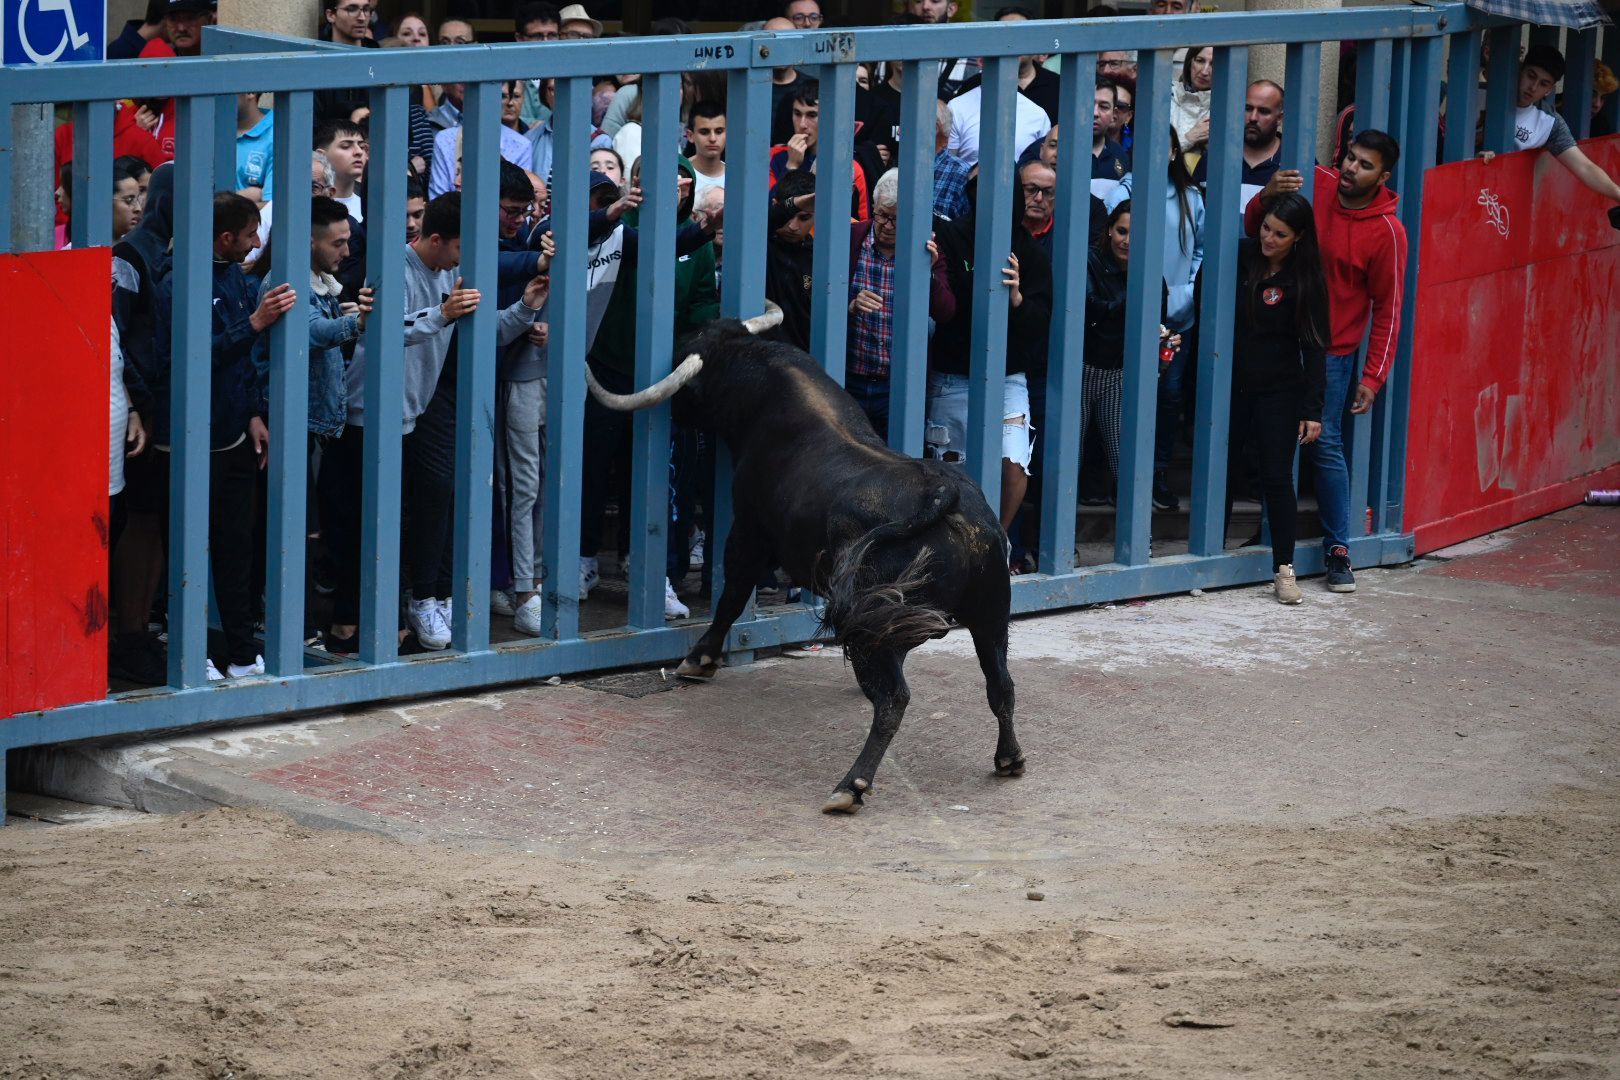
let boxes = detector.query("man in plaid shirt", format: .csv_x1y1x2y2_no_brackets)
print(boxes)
845,168,957,442
931,100,972,221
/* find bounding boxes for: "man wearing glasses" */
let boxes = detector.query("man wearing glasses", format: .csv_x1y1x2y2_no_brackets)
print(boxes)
514,2,563,128
846,169,953,442
323,0,377,47
785,0,824,27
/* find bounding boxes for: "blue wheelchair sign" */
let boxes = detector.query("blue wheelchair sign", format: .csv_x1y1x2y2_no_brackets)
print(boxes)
4,0,106,65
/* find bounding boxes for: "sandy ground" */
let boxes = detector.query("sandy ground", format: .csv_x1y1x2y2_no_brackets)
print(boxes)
1,784,1616,1078
4,510,1620,1079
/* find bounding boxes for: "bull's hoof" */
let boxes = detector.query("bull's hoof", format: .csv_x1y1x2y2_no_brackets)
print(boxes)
674,655,719,681
822,789,862,814
995,756,1026,778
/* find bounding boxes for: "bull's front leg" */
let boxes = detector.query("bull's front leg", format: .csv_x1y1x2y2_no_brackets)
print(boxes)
675,519,771,680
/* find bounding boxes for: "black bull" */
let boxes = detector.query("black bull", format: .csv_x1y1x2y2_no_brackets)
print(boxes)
584,307,1024,813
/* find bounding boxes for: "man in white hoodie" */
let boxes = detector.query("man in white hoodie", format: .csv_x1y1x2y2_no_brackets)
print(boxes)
320,192,549,652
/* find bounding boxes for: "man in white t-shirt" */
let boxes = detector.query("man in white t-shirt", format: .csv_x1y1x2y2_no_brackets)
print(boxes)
1485,45,1620,209
947,74,1052,169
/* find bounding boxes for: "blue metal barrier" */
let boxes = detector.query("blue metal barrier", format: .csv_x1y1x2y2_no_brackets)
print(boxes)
0,5,1532,796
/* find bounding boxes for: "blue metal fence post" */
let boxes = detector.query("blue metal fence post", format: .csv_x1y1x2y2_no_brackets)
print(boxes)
1355,38,1394,140
359,84,408,665
168,95,216,689
263,90,314,677
1116,49,1171,568
965,54,1018,512
1037,50,1096,576
714,62,772,620
540,76,593,642
214,94,237,201
450,79,501,654
1187,45,1247,558
627,71,680,630
1442,30,1483,163
1282,41,1323,174
889,59,937,459
1561,29,1597,140
808,57,856,382
1379,31,1443,542
1482,26,1520,153
1362,37,1412,544
69,101,113,249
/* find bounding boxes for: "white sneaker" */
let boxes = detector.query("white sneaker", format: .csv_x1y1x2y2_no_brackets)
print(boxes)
409,597,451,649
1273,564,1303,605
490,589,516,617
689,530,705,570
664,578,690,619
205,659,225,682
438,597,454,639
513,594,545,636
226,654,266,678
580,556,600,599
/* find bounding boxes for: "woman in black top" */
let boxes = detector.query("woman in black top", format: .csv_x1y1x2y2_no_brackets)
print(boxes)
1081,201,1179,507
1228,191,1329,604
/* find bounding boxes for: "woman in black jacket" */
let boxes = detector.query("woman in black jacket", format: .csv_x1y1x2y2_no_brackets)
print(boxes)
1080,200,1132,502
1228,191,1329,605
1079,200,1180,513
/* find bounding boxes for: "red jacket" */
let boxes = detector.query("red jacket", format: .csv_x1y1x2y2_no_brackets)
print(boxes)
1244,165,1407,394
52,104,173,226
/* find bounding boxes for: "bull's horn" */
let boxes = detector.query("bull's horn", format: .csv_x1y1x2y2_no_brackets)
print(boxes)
584,353,704,411
741,301,783,335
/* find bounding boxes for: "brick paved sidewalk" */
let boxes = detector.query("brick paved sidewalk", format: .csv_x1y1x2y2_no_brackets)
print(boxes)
17,507,1618,864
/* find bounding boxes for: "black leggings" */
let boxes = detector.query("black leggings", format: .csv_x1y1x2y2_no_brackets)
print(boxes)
1227,388,1302,571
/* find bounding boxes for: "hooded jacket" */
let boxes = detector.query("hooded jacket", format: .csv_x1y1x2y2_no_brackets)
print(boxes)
253,269,361,438
1243,166,1407,394
588,156,720,379
928,211,1053,380
111,162,174,437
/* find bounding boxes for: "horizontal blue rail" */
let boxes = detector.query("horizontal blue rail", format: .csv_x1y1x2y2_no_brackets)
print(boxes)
0,5,1525,780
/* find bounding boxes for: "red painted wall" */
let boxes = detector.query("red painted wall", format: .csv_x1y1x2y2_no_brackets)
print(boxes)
1,249,111,717
1406,135,1620,555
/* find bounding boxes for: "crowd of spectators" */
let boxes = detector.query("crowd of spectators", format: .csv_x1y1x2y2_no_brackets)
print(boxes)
77,0,1620,680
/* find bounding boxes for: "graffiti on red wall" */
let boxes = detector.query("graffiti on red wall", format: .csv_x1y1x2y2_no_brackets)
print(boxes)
1406,135,1620,554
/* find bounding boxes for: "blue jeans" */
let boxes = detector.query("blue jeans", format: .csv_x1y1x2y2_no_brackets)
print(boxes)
1153,338,1189,475
1311,351,1359,553
846,373,891,443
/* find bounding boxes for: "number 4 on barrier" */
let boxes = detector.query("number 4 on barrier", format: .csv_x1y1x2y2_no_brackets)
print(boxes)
3,0,105,66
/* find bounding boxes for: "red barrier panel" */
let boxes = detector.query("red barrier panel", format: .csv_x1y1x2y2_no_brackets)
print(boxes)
1406,136,1620,555
1,249,111,718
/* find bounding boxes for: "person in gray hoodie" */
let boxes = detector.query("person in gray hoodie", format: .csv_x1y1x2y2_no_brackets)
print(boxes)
319,192,548,653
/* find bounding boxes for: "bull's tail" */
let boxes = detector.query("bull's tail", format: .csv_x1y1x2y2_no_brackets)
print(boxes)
817,535,953,654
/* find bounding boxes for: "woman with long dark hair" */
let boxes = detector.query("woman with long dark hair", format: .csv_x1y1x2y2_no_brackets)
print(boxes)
1080,200,1181,510
1228,191,1328,605
1104,125,1204,512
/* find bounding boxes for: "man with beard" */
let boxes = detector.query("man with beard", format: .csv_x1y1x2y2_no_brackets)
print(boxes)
1244,129,1408,595
1194,80,1285,216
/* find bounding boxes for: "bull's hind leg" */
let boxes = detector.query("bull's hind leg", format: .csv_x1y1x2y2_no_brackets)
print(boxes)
970,623,1024,777
823,646,911,814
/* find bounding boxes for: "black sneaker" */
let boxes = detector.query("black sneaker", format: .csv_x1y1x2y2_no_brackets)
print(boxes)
1151,476,1180,512
1324,545,1356,592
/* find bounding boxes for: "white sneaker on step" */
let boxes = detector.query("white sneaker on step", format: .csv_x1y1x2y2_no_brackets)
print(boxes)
226,655,266,678
580,557,600,599
513,595,545,636
664,578,690,619
409,597,451,649
206,659,225,682
490,589,516,617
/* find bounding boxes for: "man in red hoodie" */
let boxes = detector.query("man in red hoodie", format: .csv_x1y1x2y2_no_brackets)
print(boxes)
1243,128,1407,594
